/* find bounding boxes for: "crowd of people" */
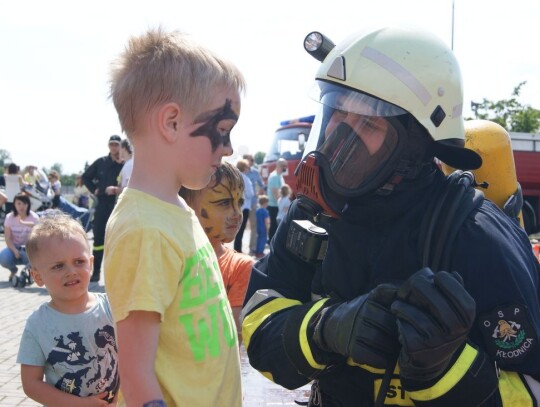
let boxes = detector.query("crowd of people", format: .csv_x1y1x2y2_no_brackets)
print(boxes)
0,23,538,407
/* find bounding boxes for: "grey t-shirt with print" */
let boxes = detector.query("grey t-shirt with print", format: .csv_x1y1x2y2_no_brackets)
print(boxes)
17,292,119,401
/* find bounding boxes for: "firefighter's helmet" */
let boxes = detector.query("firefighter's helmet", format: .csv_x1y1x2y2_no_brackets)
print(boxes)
296,26,482,218
309,25,481,170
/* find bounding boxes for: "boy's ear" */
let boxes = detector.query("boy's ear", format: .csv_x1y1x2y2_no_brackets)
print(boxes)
31,267,45,287
157,102,182,143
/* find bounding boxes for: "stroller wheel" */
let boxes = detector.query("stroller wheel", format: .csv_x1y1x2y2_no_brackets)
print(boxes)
10,273,20,288
21,267,33,286
22,268,34,287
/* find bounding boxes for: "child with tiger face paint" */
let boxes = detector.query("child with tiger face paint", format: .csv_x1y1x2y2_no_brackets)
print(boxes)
180,161,254,342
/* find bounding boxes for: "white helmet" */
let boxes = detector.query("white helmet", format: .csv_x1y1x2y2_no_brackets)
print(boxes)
296,27,481,217
306,26,481,170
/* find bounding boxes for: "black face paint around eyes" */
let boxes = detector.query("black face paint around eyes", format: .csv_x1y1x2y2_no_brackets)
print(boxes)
190,99,239,151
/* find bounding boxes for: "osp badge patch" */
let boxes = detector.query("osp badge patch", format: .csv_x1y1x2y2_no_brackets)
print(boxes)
479,304,536,365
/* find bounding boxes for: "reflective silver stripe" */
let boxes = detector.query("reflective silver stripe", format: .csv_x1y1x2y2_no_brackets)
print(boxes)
452,103,463,119
240,289,285,324
361,46,432,106
524,375,540,402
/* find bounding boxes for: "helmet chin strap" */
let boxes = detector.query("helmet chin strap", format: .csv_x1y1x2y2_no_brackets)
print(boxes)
375,158,427,196
375,115,435,196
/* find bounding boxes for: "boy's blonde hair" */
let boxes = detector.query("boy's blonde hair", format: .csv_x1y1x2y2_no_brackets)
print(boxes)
280,184,291,198
236,159,249,173
180,161,244,206
258,195,269,206
26,210,90,264
110,27,246,136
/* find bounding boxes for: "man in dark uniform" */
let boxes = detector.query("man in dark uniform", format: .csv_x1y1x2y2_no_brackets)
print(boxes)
241,27,540,406
83,135,123,282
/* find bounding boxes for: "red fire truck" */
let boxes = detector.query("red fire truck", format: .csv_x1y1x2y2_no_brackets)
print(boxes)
511,132,540,235
259,117,540,235
259,115,314,196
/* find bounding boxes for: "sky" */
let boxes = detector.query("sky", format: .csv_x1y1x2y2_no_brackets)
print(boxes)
1,0,539,174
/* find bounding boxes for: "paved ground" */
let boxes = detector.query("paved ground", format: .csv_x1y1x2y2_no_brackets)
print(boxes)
0,233,311,406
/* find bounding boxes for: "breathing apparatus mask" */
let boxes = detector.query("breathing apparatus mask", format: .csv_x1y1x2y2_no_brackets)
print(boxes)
295,81,409,219
287,28,483,262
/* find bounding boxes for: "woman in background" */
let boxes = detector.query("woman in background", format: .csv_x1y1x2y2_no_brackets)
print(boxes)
73,173,90,209
0,194,39,280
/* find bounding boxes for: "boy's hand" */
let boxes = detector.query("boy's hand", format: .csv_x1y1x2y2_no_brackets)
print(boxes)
77,392,111,406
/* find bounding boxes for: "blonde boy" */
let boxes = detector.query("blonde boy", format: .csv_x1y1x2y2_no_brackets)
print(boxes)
104,28,245,406
17,211,119,406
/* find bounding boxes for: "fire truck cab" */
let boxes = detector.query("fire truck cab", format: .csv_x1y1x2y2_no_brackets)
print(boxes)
259,115,314,195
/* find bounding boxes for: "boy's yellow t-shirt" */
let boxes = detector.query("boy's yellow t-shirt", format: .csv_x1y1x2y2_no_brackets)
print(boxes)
104,188,242,407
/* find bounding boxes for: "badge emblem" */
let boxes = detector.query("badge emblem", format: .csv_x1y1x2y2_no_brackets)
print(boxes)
479,304,536,365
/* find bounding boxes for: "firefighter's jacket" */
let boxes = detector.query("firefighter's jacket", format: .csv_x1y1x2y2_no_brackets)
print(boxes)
241,169,540,407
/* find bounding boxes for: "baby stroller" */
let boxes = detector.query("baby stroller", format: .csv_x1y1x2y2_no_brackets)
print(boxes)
9,246,34,288
11,264,34,288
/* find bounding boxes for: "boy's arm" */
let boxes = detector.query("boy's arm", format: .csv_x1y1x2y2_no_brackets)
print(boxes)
116,310,164,406
21,364,109,406
231,306,242,344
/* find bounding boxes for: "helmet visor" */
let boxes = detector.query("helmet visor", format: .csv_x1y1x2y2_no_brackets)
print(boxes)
304,81,406,157
303,82,403,193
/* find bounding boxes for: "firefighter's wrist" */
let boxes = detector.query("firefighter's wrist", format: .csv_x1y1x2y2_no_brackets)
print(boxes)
399,342,467,389
312,304,338,353
401,343,498,406
283,299,345,378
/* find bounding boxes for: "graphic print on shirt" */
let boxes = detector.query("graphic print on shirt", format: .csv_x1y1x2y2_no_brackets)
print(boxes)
178,242,237,361
47,324,119,400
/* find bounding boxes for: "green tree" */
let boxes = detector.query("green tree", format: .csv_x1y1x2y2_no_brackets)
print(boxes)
50,163,63,174
254,151,265,165
60,173,76,187
470,81,540,133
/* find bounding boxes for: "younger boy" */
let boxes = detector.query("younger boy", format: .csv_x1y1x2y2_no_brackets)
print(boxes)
255,195,270,258
276,183,292,224
180,161,253,341
104,28,246,406
17,210,119,406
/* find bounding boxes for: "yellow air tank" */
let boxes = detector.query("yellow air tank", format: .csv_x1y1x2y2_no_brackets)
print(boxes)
463,120,523,226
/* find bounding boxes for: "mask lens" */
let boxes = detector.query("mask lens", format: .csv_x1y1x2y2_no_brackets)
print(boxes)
318,115,398,190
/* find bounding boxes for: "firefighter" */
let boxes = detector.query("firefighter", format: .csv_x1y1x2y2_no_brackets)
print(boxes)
241,26,540,406
82,135,124,282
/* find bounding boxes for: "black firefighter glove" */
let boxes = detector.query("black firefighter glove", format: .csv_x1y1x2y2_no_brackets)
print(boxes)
391,268,476,383
312,284,400,369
